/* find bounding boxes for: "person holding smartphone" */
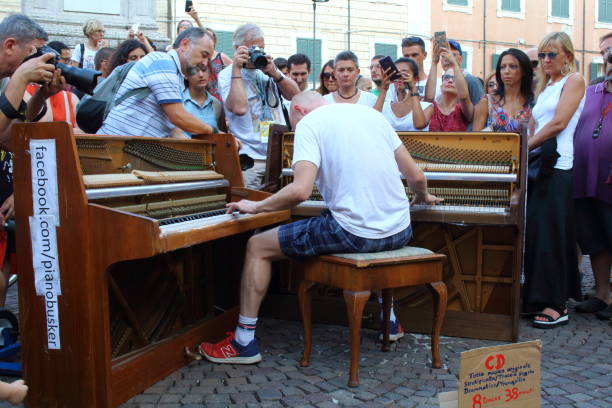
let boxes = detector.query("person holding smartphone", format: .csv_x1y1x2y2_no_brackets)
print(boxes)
374,58,433,131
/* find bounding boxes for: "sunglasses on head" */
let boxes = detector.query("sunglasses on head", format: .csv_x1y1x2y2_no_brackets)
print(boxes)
441,74,454,82
322,72,335,80
538,52,558,60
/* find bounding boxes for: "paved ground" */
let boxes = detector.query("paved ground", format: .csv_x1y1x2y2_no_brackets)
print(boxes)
1,258,610,408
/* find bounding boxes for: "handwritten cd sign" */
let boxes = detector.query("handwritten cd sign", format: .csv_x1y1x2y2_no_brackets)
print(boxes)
459,340,541,408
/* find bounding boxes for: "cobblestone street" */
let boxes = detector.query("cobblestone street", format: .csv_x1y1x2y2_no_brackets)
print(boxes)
1,258,610,408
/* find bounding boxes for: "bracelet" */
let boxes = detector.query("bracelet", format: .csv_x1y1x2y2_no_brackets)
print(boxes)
231,76,242,79
274,74,285,83
0,93,27,121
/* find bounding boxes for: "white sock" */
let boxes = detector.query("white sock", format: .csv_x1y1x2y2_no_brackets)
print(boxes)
378,295,397,323
235,315,257,346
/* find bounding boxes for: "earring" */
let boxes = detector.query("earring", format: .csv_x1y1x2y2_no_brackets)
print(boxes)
560,63,571,76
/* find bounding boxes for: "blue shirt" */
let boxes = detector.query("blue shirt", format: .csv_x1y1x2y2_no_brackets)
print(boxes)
182,88,219,136
98,50,184,138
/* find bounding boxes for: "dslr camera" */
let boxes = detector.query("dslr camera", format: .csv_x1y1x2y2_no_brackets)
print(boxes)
23,45,101,95
248,46,268,69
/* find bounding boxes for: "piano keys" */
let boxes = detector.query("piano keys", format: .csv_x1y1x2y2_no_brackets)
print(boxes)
12,122,290,407
263,128,526,342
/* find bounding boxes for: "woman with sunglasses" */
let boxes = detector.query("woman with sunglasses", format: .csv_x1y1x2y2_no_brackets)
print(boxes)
428,46,473,132
522,32,586,329
316,60,337,95
374,58,433,131
473,49,534,132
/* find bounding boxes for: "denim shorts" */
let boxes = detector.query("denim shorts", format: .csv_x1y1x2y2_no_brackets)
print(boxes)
278,210,412,258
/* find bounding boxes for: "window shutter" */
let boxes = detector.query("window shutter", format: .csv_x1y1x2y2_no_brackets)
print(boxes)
461,51,469,70
296,38,322,84
216,31,234,59
502,0,521,12
374,43,398,60
552,0,570,18
448,0,469,5
589,62,601,81
599,0,612,23
492,53,501,71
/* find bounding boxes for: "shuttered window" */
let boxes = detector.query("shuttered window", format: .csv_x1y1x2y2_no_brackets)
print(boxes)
297,38,322,84
599,0,612,23
448,0,468,5
590,62,602,81
551,0,570,18
492,53,501,71
461,51,469,70
374,43,398,60
501,0,521,12
216,31,234,58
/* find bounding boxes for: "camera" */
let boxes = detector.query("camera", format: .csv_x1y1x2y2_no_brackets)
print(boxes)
248,46,268,69
23,45,101,95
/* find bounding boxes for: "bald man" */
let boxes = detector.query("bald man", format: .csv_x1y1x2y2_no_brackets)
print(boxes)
197,91,441,364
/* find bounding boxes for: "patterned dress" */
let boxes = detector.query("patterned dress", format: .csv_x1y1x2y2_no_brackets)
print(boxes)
485,94,533,132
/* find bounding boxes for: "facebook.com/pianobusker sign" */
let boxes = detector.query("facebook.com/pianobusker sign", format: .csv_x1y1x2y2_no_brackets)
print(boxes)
459,340,541,408
28,139,61,350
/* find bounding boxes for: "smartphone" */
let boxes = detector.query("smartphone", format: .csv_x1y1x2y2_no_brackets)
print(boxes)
378,56,401,81
185,0,193,12
131,23,139,33
434,31,449,49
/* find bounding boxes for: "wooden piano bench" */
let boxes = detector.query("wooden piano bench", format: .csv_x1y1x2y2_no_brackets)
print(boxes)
297,247,448,387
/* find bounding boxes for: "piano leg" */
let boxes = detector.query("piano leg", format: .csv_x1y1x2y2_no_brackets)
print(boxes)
298,280,316,368
428,281,448,369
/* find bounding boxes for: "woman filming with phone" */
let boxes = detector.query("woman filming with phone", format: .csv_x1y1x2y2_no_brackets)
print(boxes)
374,57,433,131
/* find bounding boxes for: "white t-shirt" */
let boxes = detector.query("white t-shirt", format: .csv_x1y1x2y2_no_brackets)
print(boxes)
218,65,285,160
532,73,585,170
323,90,378,107
293,103,410,239
385,78,441,102
71,44,98,70
382,99,432,131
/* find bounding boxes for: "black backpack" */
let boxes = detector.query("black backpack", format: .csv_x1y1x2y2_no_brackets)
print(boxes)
76,61,151,134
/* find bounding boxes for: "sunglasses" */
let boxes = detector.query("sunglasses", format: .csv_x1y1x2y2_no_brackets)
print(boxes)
441,74,454,82
538,52,558,60
487,81,497,88
531,60,539,69
322,72,335,80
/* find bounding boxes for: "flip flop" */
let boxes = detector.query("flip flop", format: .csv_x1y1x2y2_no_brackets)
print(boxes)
532,307,568,329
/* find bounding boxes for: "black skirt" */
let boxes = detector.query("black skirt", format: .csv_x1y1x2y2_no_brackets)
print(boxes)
523,168,581,307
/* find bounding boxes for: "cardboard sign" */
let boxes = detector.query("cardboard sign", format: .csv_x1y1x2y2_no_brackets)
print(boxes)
458,340,541,408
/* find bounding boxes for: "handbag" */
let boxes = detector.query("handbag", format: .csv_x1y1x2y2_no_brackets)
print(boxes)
528,138,559,196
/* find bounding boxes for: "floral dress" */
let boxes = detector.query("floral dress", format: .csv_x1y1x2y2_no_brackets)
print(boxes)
485,94,533,132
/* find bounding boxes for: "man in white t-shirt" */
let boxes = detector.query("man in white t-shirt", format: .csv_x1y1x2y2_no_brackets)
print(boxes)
324,50,378,107
198,91,441,365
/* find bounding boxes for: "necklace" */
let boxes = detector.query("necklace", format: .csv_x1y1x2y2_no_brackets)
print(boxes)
336,89,359,100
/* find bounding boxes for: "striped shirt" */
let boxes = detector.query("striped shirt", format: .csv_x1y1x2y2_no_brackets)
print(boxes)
98,50,184,137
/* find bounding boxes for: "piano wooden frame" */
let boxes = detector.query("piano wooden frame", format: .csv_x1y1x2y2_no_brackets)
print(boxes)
13,122,290,407
263,125,527,342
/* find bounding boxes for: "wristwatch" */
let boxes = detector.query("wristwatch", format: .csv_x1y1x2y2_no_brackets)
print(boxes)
0,93,27,121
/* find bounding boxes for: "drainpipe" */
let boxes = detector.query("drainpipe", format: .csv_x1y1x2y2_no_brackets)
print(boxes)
168,0,174,44
582,0,586,75
483,0,487,76
347,0,351,50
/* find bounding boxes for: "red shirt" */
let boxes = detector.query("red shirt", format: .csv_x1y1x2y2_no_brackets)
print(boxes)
429,102,468,132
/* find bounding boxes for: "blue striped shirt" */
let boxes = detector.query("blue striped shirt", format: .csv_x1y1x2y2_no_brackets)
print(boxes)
98,50,184,138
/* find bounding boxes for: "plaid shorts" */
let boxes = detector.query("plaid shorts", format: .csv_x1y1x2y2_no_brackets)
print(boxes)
278,209,412,258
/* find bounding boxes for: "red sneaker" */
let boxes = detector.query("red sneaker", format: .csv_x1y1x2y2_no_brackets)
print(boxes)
197,332,262,364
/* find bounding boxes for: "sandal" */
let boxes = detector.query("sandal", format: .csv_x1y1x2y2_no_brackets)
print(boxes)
532,306,568,329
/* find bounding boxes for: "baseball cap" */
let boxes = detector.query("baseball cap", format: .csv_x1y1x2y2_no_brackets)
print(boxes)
448,40,462,55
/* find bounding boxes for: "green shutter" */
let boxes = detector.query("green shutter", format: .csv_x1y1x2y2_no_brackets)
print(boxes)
600,0,612,23
590,62,601,81
492,53,501,71
296,38,322,84
502,0,521,12
552,0,570,18
374,43,398,60
216,31,234,59
461,51,469,70
448,0,468,5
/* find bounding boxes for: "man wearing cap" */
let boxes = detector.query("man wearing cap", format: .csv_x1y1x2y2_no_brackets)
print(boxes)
424,38,483,107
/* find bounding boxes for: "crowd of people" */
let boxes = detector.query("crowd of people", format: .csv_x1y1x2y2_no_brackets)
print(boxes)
0,8,609,369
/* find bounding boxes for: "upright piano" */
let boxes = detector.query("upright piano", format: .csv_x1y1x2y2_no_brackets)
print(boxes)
12,122,290,407
264,128,526,341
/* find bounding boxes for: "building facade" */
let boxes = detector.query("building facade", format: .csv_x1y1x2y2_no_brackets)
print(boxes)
1,1,609,82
